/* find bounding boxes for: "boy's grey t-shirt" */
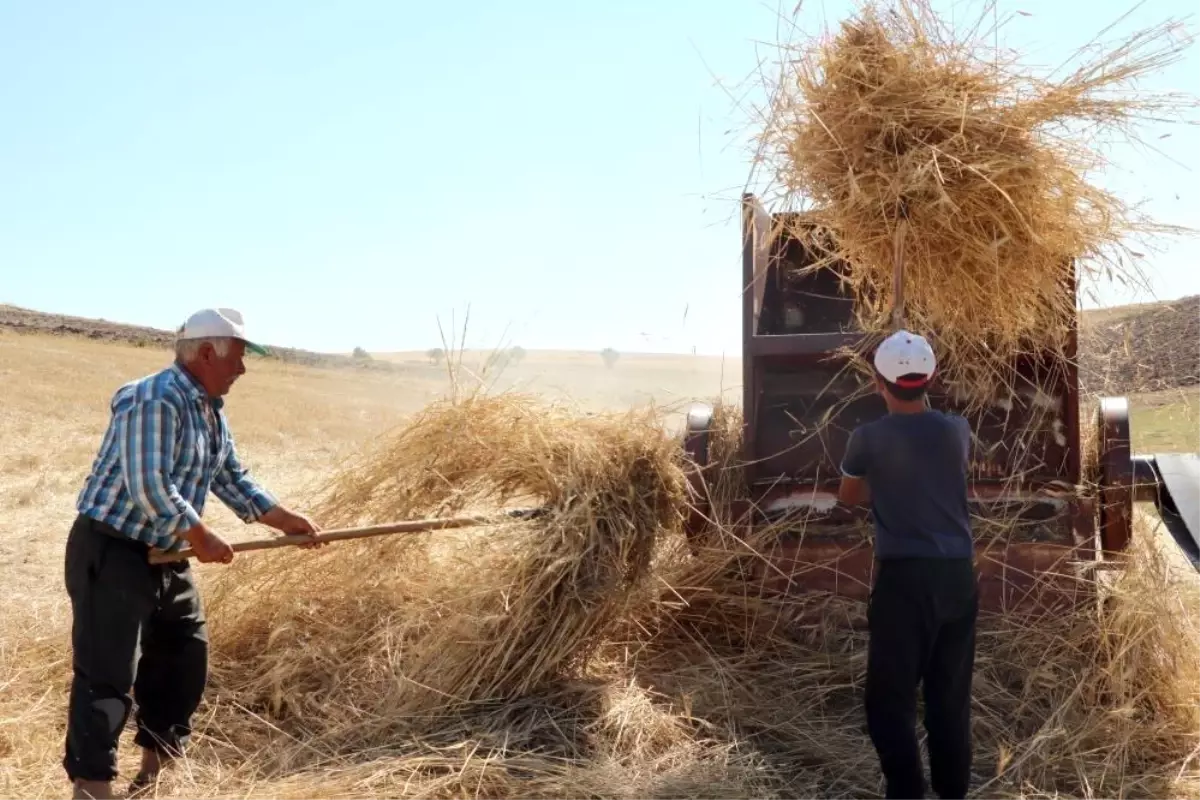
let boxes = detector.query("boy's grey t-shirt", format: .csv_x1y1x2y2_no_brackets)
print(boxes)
841,410,974,560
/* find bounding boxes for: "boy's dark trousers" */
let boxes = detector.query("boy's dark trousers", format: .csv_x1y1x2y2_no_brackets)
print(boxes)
865,557,978,799
62,514,209,783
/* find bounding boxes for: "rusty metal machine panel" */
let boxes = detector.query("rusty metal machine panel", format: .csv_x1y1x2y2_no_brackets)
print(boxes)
740,194,1081,495
681,193,1198,615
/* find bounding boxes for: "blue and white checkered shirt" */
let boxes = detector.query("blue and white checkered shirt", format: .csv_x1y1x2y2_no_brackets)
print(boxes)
77,362,278,551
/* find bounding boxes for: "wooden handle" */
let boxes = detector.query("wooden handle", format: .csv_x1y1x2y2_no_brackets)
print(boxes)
891,219,908,331
148,509,541,565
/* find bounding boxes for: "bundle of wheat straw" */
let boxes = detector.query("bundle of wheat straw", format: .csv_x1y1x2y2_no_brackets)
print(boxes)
754,0,1194,404
202,391,687,744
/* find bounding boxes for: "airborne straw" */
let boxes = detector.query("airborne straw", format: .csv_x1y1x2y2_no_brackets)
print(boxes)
752,0,1196,405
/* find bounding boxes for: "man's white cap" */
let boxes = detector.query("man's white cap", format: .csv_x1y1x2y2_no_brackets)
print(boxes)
176,308,268,356
873,329,936,387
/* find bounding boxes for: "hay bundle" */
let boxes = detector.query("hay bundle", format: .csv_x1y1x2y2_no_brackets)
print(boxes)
203,391,688,744
756,0,1195,402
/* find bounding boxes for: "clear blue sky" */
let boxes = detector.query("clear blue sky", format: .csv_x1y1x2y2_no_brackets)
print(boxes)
1,0,1197,356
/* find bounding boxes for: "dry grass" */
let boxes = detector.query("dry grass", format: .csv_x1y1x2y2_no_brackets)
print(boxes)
752,0,1197,405
2,386,1197,799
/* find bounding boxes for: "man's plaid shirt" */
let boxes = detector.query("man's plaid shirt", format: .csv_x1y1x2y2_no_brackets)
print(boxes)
76,363,277,551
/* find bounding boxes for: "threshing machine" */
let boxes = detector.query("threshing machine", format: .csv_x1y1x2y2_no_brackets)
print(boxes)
682,193,1199,611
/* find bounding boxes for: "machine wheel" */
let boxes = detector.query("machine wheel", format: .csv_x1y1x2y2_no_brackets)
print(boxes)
682,403,714,545
1097,397,1134,555
683,403,713,471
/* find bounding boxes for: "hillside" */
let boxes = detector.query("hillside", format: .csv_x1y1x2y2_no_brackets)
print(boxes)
3,298,1198,394
0,304,389,371
1078,295,1199,395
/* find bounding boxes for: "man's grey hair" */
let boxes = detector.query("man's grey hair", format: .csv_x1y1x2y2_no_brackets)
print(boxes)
175,336,233,362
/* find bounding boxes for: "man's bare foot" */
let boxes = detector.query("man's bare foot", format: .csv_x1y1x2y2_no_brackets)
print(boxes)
71,780,114,800
141,748,172,777
128,748,172,795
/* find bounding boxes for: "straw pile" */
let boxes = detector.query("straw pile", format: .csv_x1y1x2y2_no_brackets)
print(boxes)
2,391,1197,798
754,0,1196,404
203,392,686,741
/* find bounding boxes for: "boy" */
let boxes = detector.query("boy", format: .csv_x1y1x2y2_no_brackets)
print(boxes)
838,329,979,800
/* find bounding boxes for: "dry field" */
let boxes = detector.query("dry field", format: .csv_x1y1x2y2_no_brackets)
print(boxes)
0,329,742,604
1,312,1197,799
0,329,749,799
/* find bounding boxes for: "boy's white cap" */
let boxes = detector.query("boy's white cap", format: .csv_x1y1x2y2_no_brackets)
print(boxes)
176,308,268,355
874,329,936,387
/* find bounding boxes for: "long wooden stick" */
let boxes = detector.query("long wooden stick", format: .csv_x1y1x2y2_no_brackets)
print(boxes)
148,509,542,565
892,218,908,330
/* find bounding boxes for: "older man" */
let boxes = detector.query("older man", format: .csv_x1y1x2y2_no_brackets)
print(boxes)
64,308,321,800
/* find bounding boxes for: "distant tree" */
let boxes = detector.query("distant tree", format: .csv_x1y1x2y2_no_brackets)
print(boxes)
601,348,620,369
352,346,371,360
509,345,526,364
427,347,445,366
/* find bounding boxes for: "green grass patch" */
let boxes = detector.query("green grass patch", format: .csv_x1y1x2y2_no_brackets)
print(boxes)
1130,389,1199,453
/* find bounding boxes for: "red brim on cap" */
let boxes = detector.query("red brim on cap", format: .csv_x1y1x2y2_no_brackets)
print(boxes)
893,374,932,388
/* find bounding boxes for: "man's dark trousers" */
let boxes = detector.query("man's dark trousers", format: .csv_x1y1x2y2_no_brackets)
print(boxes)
865,557,978,799
62,514,209,783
